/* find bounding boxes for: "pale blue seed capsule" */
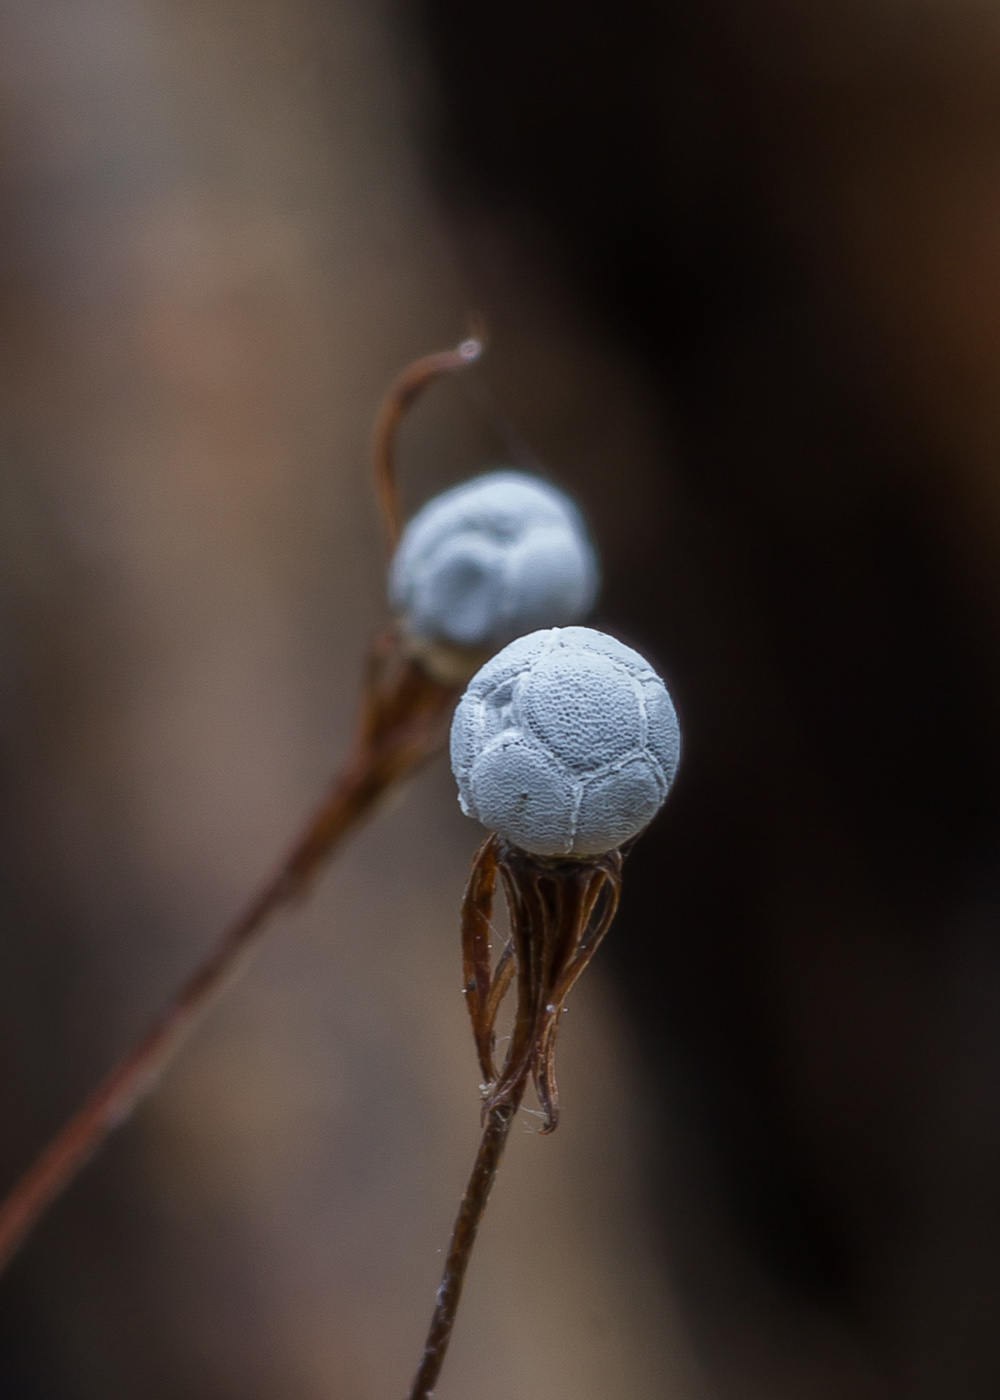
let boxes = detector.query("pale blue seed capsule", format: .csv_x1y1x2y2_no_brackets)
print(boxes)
450,626,681,858
389,472,599,664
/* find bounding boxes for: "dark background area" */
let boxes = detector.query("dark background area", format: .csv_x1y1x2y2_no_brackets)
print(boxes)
415,1,1000,1395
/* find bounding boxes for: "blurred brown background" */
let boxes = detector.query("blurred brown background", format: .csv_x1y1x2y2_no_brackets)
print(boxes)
3,0,1000,1396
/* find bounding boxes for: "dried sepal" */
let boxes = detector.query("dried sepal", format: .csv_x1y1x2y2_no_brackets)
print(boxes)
460,835,501,1084
459,839,623,1134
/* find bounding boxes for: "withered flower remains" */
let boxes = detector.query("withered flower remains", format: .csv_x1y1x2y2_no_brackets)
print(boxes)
407,626,681,1400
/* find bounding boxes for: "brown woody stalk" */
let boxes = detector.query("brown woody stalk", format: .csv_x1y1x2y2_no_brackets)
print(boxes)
406,836,622,1400
0,333,483,1276
372,333,484,550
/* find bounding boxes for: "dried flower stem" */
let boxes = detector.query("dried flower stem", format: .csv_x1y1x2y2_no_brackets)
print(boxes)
406,836,622,1398
372,332,484,550
407,1092,524,1400
0,635,456,1275
0,332,485,1275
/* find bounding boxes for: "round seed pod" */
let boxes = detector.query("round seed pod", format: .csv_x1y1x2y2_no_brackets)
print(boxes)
450,626,680,857
389,471,598,680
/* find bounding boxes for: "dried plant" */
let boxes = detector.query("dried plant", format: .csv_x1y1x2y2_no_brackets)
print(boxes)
406,625,681,1398
0,337,487,1273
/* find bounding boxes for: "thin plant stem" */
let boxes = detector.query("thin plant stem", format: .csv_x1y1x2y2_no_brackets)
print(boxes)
0,639,456,1275
372,332,484,550
406,1088,526,1400
0,327,487,1274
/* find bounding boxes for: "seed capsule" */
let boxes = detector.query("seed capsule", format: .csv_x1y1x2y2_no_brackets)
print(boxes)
450,625,681,857
390,472,599,672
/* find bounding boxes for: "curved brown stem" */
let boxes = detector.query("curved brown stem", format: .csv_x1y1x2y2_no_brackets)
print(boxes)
460,835,501,1083
481,943,514,1067
0,633,457,1277
372,332,485,552
532,863,620,1133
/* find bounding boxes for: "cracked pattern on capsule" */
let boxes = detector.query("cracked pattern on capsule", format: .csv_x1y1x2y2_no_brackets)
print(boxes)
389,471,599,650
450,626,681,857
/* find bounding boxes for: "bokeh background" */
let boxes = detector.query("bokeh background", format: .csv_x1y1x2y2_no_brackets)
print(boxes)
2,0,1000,1396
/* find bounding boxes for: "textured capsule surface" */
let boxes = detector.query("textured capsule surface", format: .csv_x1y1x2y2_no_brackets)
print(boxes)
389,471,598,651
450,626,681,857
